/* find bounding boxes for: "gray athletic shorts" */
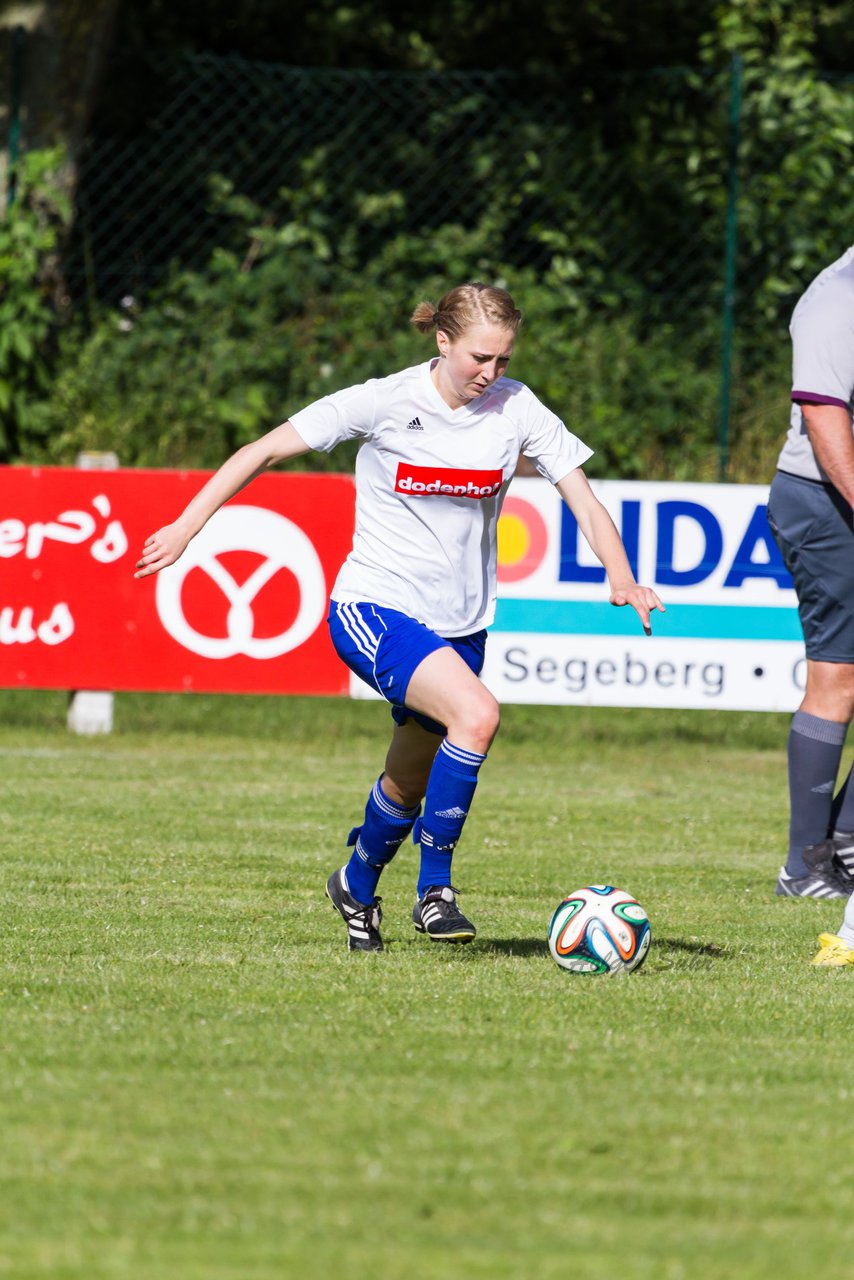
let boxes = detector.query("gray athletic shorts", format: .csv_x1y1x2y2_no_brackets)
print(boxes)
767,469,854,662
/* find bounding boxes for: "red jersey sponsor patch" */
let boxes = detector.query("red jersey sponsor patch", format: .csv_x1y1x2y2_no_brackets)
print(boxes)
394,463,504,500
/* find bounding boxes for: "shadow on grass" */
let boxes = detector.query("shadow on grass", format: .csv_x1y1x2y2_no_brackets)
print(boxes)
654,937,727,957
372,935,731,964
480,936,730,964
482,938,549,957
651,937,731,969
358,936,543,958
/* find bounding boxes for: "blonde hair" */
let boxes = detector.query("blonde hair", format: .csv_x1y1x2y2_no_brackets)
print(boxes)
410,281,522,340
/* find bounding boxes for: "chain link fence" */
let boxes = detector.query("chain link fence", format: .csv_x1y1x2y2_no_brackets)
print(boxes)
7,46,854,474
68,55,728,305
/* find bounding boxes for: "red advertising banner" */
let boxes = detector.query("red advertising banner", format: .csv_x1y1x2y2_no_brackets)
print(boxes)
0,467,356,695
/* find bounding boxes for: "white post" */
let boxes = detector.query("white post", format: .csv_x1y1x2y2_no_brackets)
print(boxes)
67,451,119,735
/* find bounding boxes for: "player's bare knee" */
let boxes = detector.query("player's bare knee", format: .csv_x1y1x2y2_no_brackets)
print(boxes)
450,691,500,753
482,695,501,745
804,662,854,722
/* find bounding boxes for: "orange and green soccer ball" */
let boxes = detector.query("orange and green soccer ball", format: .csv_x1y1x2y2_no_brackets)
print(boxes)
548,885,651,974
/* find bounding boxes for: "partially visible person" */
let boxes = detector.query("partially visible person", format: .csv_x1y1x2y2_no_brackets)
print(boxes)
812,893,854,965
136,281,664,952
768,244,854,900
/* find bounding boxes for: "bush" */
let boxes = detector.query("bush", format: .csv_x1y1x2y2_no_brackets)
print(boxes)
29,176,780,481
0,148,71,460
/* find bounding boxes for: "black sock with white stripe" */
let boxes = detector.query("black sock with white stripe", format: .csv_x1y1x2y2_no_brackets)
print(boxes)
787,711,847,877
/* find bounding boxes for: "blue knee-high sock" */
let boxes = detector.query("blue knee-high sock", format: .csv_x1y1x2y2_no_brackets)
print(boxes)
787,711,847,876
415,739,486,897
344,777,420,905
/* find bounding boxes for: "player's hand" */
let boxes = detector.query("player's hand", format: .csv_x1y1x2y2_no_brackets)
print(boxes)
609,583,665,636
134,522,193,578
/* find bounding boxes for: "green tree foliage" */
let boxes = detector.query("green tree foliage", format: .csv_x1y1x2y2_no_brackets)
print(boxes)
0,148,71,461
14,3,854,480
28,179,723,479
103,0,711,81
699,1,854,331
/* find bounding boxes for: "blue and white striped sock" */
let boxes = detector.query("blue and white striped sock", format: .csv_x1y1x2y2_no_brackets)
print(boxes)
415,739,486,897
344,777,420,905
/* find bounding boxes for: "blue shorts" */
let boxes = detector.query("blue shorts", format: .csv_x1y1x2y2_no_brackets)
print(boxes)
768,470,854,662
328,601,487,735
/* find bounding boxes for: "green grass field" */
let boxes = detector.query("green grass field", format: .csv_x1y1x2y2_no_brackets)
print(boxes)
2,690,854,1279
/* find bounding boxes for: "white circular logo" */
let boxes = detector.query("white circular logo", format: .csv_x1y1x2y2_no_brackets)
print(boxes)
155,505,327,659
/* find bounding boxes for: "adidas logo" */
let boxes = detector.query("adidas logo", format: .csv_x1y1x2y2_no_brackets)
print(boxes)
436,806,467,819
405,416,423,430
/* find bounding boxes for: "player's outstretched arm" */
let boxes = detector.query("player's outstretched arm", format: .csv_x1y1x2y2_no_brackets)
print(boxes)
134,421,311,578
554,468,665,636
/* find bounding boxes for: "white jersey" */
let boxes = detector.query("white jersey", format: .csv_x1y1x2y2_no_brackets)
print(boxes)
778,244,854,481
290,359,592,636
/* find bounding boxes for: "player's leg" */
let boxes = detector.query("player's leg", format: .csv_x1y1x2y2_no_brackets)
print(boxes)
812,889,854,966
382,718,444,807
404,643,500,756
403,645,499,940
326,757,421,950
768,472,854,897
324,603,455,950
340,720,440,909
800,659,854,723
322,603,406,950
779,662,854,895
824,663,854,845
324,603,492,947
785,659,854,896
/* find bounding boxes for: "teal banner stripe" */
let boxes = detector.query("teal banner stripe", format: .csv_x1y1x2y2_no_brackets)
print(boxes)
493,599,801,641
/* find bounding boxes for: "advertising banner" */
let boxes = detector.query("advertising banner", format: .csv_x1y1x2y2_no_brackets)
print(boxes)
0,467,354,695
2,468,804,710
481,477,802,712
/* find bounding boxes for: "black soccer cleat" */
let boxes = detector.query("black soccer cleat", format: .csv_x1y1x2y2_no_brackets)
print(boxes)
412,885,476,943
801,836,854,894
775,865,850,900
816,833,854,878
325,867,384,952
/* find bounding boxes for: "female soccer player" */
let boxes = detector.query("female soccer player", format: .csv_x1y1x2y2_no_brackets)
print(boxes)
135,281,664,952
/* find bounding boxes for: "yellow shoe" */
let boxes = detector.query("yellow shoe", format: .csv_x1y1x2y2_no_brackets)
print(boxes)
812,933,854,967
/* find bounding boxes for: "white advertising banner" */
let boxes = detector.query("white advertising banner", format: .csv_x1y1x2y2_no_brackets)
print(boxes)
482,478,801,712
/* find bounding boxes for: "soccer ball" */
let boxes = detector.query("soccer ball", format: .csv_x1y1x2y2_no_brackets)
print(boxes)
548,885,651,975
